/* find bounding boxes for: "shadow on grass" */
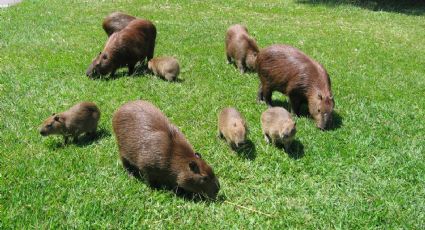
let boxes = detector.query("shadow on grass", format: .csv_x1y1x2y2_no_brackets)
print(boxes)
233,140,257,160
46,128,110,149
121,159,222,203
328,111,343,131
276,140,305,159
297,0,425,15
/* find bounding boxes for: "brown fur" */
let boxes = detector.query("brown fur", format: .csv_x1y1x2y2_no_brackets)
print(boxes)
218,107,247,149
112,100,220,199
102,12,136,37
86,19,157,78
225,24,259,73
147,57,180,81
256,44,334,130
39,102,100,144
261,107,296,150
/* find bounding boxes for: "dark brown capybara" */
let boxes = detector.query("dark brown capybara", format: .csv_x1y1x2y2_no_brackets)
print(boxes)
218,107,247,149
261,107,296,150
112,100,220,199
256,44,334,130
86,19,156,78
225,24,259,73
147,56,180,81
102,12,136,37
39,102,100,144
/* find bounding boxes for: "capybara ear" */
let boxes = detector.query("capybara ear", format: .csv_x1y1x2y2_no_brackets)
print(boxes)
54,114,63,123
102,53,108,60
195,152,202,158
189,161,200,174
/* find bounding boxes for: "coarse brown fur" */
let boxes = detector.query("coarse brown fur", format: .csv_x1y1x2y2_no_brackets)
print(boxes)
218,107,247,149
102,12,136,37
225,24,259,73
147,56,180,81
256,44,334,130
261,107,296,150
86,19,156,78
39,102,100,144
112,100,220,199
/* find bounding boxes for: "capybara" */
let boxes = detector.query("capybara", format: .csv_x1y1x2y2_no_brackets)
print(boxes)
102,12,136,37
147,57,180,81
261,107,296,150
86,19,156,78
218,107,247,149
112,100,220,199
39,102,100,144
256,44,334,130
225,24,259,73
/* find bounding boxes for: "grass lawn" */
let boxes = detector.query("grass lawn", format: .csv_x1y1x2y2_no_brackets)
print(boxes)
1,0,424,228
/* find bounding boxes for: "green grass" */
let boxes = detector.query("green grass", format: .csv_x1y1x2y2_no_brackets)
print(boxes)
1,0,424,228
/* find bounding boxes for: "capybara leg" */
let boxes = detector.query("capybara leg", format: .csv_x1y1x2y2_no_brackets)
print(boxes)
236,60,245,73
110,69,116,77
257,83,264,103
63,136,69,144
121,157,142,178
262,84,273,107
87,131,97,139
128,64,135,75
217,130,224,138
226,54,232,64
289,95,302,116
264,133,271,144
147,44,155,61
72,135,79,143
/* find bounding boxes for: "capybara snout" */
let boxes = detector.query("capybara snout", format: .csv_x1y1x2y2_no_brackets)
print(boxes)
309,93,334,130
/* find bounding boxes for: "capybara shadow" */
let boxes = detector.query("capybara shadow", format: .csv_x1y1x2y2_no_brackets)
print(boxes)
276,140,305,159
75,128,111,147
327,111,343,131
234,140,257,160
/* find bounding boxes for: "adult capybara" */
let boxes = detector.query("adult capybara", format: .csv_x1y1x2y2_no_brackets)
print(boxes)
225,24,259,73
86,19,156,78
112,100,220,199
102,12,136,37
39,102,100,144
256,44,334,130
218,107,247,149
261,107,296,150
147,57,180,81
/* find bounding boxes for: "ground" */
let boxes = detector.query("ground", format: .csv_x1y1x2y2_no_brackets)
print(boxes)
0,0,424,228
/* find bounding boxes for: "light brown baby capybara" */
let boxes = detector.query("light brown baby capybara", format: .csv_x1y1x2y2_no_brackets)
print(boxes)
147,57,180,81
112,100,220,199
256,44,334,130
102,12,136,37
261,107,296,150
39,102,100,144
86,19,156,78
225,24,259,73
218,107,247,149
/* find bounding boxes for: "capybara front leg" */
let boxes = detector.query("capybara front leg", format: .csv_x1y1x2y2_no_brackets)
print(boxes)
128,64,135,75
289,95,302,116
257,83,264,103
236,60,245,73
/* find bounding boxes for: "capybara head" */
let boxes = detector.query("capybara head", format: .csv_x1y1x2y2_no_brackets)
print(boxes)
309,93,334,130
39,114,65,136
245,51,257,71
177,153,220,199
230,121,247,148
86,52,114,78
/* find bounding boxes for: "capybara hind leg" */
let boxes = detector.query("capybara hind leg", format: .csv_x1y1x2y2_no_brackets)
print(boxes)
128,64,135,75
226,54,232,64
217,130,224,139
262,84,273,107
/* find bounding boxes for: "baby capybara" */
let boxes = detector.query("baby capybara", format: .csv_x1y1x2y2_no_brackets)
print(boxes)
218,107,247,149
225,24,259,73
86,19,156,78
256,44,334,130
39,102,100,144
112,100,220,199
261,107,296,150
147,57,180,81
102,12,136,37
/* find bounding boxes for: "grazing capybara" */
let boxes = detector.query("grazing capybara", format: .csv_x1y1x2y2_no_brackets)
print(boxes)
102,12,136,37
86,19,156,78
147,57,180,81
218,107,247,149
225,24,259,73
256,44,334,130
39,102,100,144
112,100,220,199
261,107,296,150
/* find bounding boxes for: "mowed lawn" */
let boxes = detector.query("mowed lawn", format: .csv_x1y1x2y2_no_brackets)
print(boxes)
1,0,424,228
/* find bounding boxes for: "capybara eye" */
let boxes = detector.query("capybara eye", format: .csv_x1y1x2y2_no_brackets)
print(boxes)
318,109,321,113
